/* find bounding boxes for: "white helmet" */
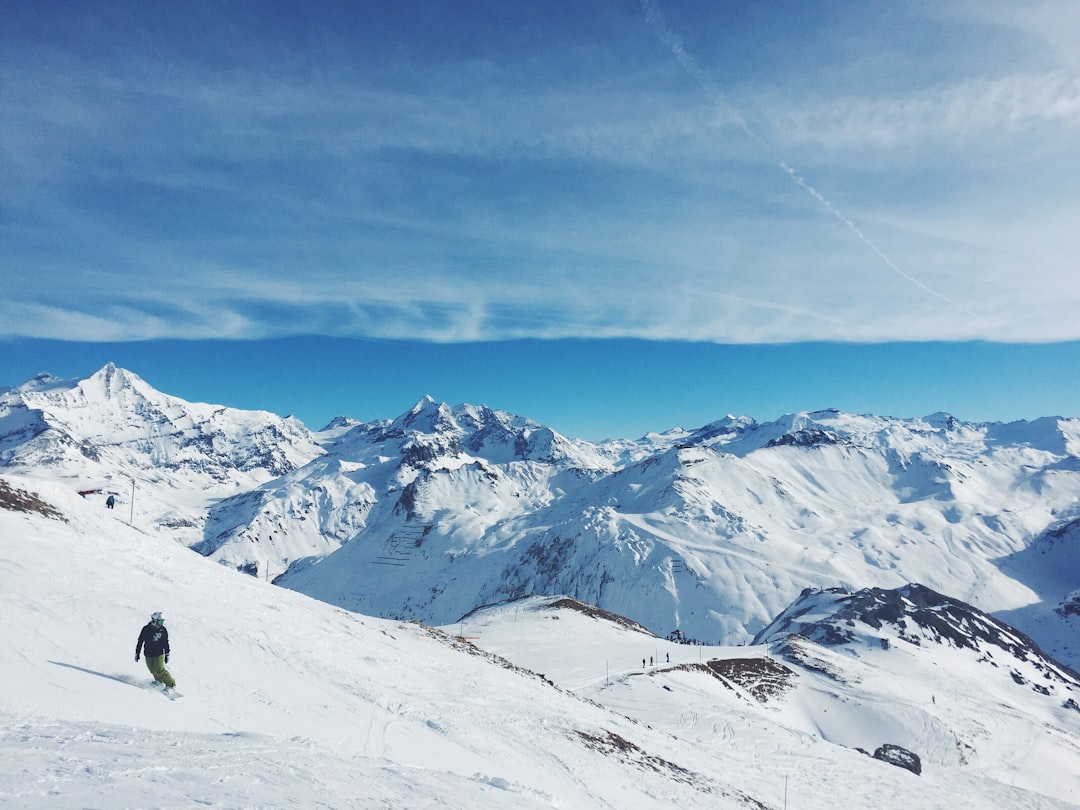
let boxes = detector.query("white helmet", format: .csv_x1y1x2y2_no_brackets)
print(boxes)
151,611,164,622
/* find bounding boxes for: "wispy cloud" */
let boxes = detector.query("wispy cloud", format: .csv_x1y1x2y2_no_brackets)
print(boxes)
768,73,1080,153
2,1,1079,345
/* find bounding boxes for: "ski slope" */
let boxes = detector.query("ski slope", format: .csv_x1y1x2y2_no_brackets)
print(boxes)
2,474,1077,808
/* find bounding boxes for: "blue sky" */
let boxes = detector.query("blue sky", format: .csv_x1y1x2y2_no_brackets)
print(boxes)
3,337,1078,441
2,2,1079,438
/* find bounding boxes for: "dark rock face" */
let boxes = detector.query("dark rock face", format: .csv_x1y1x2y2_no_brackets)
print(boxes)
774,634,846,681
402,435,464,468
701,657,796,703
754,583,1080,714
873,744,922,775
756,583,1080,687
1056,593,1080,618
766,429,844,448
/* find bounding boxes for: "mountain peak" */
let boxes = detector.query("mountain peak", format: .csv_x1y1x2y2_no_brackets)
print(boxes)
754,584,1080,692
393,396,454,432
81,363,155,403
411,394,438,410
1,364,324,518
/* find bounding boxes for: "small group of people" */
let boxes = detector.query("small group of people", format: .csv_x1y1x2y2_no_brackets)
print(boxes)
641,653,671,668
135,611,175,690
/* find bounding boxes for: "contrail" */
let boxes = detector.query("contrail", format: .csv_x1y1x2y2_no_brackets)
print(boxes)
640,0,763,146
640,0,971,314
779,163,968,311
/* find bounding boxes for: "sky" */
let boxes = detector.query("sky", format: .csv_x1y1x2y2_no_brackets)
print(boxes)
2,1,1079,437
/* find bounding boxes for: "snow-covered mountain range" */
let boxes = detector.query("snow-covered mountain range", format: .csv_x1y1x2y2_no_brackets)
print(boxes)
3,364,1075,670
2,364,1079,806
0,364,323,539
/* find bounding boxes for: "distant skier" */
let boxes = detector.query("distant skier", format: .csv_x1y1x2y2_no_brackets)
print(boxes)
106,494,115,509
135,611,175,690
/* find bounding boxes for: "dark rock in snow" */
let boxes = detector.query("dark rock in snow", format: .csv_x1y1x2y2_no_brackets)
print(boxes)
1057,593,1080,618
766,428,845,448
873,744,922,775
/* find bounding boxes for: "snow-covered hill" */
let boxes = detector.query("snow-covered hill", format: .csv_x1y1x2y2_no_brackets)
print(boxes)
0,364,323,545
2,475,1078,808
2,365,1078,674
274,404,1080,671
464,592,1080,805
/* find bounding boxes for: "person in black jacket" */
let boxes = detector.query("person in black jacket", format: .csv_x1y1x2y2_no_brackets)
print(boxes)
135,611,175,689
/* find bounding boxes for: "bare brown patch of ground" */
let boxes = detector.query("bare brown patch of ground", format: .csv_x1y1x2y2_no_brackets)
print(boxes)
672,657,796,703
544,597,655,634
0,479,66,522
573,729,769,807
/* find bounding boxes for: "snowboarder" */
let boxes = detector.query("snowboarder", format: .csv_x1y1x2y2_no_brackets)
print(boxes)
135,611,175,690
106,494,115,509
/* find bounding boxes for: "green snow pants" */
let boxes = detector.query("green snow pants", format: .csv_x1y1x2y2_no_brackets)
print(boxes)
144,654,175,688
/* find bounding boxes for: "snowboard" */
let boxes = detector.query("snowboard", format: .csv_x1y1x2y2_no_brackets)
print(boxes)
146,681,183,700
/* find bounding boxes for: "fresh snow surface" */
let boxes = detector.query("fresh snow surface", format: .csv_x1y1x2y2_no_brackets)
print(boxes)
2,475,1078,809
461,596,1080,807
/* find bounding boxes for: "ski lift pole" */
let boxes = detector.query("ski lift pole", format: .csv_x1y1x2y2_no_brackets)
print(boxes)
129,476,135,524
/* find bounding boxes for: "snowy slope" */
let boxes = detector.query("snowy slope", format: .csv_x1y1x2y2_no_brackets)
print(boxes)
0,364,323,546
3,474,1077,809
461,594,1080,806
0,475,759,809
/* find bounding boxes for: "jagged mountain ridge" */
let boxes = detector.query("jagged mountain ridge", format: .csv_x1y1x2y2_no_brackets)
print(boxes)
754,583,1080,693
0,364,320,477
2,365,1077,670
273,398,1080,669
0,364,323,540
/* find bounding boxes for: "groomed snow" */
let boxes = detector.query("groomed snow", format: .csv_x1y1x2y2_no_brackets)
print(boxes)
2,474,1077,808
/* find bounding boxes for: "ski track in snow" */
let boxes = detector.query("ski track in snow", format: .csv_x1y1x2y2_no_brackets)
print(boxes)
2,478,1078,808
